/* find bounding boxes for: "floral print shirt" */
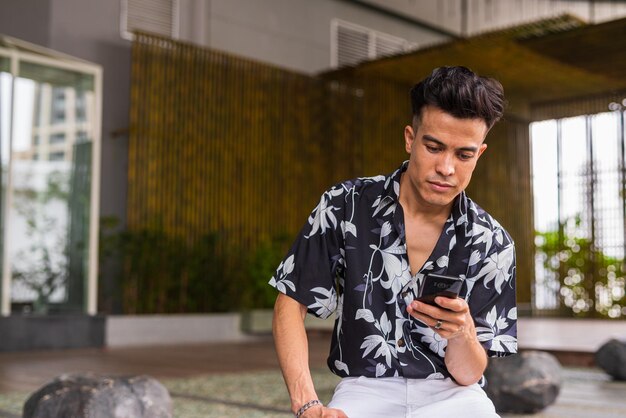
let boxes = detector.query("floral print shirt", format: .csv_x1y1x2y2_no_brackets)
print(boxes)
269,161,517,380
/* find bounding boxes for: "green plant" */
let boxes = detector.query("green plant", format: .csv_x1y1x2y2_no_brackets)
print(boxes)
98,215,295,313
242,233,292,309
535,216,625,318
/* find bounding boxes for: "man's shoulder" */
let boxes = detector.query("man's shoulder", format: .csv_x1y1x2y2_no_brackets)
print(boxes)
328,173,388,197
465,195,514,244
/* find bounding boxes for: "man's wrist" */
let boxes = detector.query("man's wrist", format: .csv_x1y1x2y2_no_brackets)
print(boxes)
295,399,323,417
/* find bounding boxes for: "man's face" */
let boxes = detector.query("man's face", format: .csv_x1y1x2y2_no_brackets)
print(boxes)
403,105,488,209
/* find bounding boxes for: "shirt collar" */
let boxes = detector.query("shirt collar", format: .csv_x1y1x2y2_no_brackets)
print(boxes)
385,160,470,229
383,160,408,202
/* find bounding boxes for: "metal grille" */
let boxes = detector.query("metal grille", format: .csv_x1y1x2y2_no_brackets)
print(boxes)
121,0,178,41
331,19,417,68
531,109,626,318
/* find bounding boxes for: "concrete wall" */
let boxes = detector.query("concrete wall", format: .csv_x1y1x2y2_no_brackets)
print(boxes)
106,313,249,347
109,313,626,352
518,318,626,352
0,0,52,46
178,0,449,74
359,0,626,36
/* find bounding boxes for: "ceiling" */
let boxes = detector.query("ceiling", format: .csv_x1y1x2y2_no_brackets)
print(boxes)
323,15,626,120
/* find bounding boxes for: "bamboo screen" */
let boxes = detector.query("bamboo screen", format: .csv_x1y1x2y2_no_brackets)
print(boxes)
465,119,534,307
129,34,415,243
128,33,532,313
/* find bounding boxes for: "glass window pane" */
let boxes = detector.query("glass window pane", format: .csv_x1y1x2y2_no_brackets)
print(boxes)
532,111,626,318
0,56,9,73
0,59,12,308
531,120,559,310
19,61,94,91
531,120,558,232
591,112,622,258
591,111,624,318
560,116,590,238
8,65,95,314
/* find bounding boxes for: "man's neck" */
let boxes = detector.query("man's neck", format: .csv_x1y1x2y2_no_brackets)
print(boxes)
398,172,454,223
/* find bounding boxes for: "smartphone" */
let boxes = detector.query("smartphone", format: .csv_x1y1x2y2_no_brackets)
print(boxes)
416,273,463,307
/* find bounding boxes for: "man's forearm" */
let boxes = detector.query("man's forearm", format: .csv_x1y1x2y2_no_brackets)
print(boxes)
408,298,487,386
444,322,487,386
273,293,319,414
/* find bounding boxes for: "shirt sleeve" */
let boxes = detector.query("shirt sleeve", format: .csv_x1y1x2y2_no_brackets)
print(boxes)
269,185,346,319
468,229,517,358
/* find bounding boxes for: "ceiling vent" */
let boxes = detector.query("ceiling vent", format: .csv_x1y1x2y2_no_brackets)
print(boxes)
331,19,417,68
121,0,179,41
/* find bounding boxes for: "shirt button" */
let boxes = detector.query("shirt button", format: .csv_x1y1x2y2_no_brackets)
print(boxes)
397,337,405,347
401,291,408,298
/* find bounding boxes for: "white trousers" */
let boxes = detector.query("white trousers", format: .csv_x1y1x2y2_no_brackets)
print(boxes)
327,376,500,418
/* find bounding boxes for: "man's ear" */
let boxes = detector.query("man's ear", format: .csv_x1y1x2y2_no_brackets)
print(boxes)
404,125,415,154
477,143,488,159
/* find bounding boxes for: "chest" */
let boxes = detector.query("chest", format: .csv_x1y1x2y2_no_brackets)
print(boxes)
404,216,445,276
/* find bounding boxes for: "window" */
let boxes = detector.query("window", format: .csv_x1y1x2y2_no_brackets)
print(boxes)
76,90,86,122
76,130,89,143
331,19,418,68
48,151,65,161
120,0,179,41
49,133,65,144
531,110,626,318
50,87,66,124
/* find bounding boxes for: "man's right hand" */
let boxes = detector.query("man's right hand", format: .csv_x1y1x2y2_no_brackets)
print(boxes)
273,294,349,418
302,405,349,417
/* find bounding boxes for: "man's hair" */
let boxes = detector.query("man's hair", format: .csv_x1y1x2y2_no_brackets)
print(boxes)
410,66,505,129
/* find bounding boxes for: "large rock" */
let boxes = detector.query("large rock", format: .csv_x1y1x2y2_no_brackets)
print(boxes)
595,339,626,380
483,351,561,414
23,374,172,418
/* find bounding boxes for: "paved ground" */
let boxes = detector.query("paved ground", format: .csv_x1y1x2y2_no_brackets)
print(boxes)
0,332,624,417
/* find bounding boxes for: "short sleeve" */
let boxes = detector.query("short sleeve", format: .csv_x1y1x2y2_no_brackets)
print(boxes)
269,186,346,319
468,230,517,358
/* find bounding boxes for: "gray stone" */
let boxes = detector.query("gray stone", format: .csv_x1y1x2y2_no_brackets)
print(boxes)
23,374,172,418
595,339,626,380
484,351,562,414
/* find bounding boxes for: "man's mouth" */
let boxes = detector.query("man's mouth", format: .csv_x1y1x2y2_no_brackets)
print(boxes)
429,181,453,188
427,180,454,192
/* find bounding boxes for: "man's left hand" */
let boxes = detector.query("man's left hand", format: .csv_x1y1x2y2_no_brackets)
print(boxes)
406,297,475,341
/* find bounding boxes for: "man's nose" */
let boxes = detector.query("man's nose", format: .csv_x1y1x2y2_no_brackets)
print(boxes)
435,154,455,177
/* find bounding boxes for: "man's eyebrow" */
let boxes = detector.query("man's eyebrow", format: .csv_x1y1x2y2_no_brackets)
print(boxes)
422,134,478,153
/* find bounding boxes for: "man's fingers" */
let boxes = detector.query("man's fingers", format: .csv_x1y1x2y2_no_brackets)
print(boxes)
408,301,469,333
409,300,460,322
433,296,467,312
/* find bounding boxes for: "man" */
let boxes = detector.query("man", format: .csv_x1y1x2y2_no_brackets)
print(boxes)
270,66,517,418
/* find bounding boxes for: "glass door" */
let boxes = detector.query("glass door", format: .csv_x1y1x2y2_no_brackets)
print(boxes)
0,42,101,316
7,63,95,314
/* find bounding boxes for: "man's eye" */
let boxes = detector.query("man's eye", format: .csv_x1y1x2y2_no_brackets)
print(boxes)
426,146,440,153
459,153,473,160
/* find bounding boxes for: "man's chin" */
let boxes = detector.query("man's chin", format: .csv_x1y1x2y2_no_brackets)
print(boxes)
420,199,451,209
